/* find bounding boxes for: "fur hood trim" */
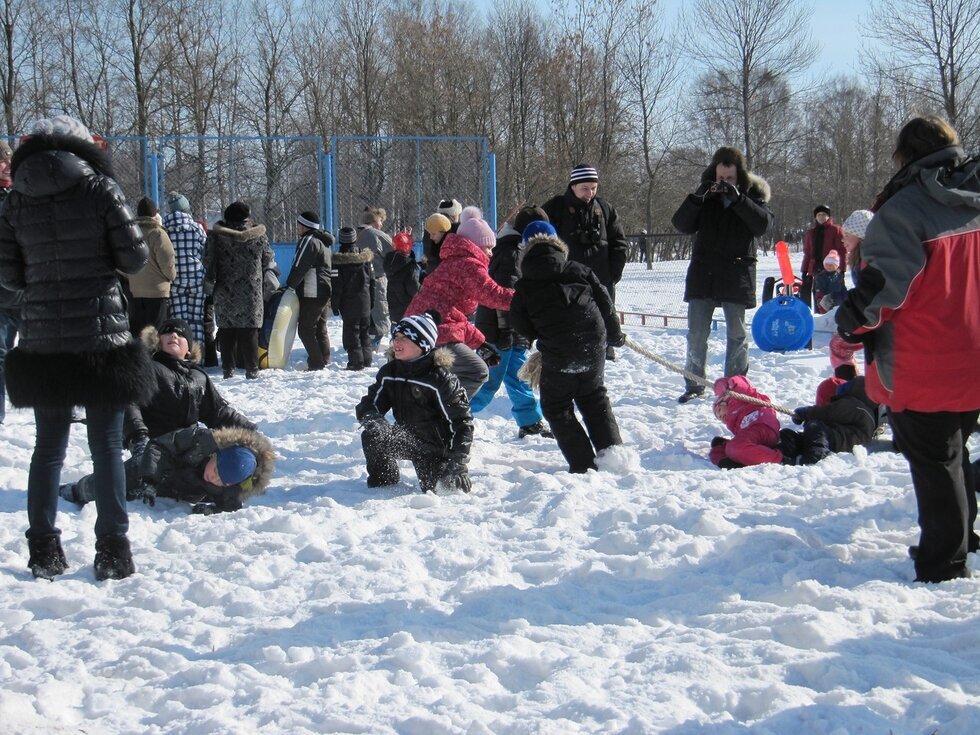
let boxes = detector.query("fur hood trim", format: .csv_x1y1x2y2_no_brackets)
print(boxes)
140,325,203,363
698,166,772,203
211,426,276,502
381,345,454,369
332,249,374,265
522,233,569,259
517,350,542,391
11,133,114,178
135,215,166,232
211,222,266,240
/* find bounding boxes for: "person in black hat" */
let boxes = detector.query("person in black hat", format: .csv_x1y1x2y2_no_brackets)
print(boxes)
800,204,845,313
331,226,375,370
542,165,629,360
286,211,334,370
204,201,274,379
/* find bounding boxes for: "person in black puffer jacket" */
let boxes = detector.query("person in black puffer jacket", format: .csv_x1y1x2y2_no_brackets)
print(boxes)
471,205,550,439
123,318,256,456
510,222,625,474
286,211,334,370
0,115,155,581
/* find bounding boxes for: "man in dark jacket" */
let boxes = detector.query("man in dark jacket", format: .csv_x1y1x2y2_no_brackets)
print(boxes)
510,221,625,474
0,115,154,581
286,211,334,370
0,138,18,427
543,165,629,360
332,227,375,370
124,318,256,454
671,146,773,403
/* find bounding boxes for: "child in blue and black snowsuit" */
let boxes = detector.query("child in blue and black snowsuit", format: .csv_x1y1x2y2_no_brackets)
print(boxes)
471,205,552,439
331,226,375,371
510,221,625,473
813,250,848,313
355,311,474,492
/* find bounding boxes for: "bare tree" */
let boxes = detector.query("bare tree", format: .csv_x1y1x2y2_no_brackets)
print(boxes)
865,0,980,146
684,0,817,169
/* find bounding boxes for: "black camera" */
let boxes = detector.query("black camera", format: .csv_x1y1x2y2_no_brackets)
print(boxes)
579,228,601,246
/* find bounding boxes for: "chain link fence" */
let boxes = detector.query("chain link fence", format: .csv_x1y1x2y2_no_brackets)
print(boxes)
329,136,492,235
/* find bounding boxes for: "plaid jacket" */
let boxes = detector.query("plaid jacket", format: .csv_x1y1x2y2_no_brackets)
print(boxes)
164,211,207,292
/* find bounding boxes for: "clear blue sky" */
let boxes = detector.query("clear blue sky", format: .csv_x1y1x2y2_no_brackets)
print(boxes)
473,0,868,80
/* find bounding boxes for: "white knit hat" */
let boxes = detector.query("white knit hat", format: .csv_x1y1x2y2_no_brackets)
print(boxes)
437,198,462,217
30,114,94,143
841,209,874,239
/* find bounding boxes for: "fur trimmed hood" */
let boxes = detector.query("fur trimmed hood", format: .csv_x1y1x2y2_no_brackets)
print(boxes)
697,165,771,203
522,233,569,259
382,345,454,369
135,214,165,231
211,426,276,503
11,132,114,179
333,248,374,266
210,222,266,240
140,324,203,363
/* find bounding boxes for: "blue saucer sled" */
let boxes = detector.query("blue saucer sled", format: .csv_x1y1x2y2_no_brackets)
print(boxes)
752,294,814,352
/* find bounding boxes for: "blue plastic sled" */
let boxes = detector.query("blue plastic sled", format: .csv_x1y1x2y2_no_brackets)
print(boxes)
752,294,814,352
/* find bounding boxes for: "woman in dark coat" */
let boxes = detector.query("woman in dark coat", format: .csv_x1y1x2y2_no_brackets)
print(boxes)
0,115,155,581
204,201,273,379
331,227,375,371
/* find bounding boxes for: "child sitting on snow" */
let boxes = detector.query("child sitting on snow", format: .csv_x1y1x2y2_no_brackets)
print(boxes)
814,251,848,313
355,311,474,493
61,425,275,514
779,375,881,465
709,376,785,469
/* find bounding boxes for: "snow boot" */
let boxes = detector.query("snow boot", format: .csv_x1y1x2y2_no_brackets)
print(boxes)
94,534,135,581
28,535,69,580
58,482,85,506
801,421,832,465
678,388,704,404
518,421,554,439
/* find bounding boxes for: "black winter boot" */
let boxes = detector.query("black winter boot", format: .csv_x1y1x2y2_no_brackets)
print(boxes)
28,535,69,580
678,388,704,404
518,421,555,439
778,428,803,465
94,534,135,581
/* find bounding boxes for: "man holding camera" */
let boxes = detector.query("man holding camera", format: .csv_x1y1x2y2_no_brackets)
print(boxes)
671,146,773,403
543,164,629,360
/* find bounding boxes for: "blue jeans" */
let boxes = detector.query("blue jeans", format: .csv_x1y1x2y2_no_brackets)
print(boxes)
0,307,19,424
470,345,543,427
27,404,128,541
685,299,748,391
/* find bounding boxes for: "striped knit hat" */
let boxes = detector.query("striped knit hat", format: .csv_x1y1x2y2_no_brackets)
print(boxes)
569,164,599,185
391,311,440,355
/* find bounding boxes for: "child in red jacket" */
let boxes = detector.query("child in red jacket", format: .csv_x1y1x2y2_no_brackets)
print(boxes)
709,376,784,469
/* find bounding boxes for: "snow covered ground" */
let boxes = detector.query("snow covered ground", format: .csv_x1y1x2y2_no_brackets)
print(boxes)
1,253,979,734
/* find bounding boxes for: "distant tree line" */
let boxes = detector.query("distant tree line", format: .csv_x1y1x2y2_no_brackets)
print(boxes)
3,0,978,238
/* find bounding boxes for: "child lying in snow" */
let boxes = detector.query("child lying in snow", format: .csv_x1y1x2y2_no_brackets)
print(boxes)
709,376,785,469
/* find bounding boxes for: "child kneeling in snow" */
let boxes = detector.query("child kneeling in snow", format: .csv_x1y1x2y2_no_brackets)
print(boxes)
61,425,275,514
355,311,474,492
709,376,785,469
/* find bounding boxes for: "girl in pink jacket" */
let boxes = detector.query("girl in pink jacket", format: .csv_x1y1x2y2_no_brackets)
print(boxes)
404,208,513,398
709,376,784,468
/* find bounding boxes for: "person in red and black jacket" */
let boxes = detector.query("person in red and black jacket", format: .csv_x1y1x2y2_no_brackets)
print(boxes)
836,115,980,584
800,204,845,306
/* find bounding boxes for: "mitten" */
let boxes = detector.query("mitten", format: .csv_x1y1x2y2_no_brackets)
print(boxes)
494,328,514,352
439,459,472,493
608,331,626,348
191,502,217,515
128,432,150,462
332,308,340,316
694,181,712,199
132,482,156,507
476,343,501,368
792,407,808,425
836,326,865,344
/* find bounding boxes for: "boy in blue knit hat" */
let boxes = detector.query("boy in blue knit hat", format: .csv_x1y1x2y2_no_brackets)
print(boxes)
61,425,275,514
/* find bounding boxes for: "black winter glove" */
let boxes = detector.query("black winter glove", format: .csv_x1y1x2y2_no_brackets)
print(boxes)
332,308,340,316
792,407,808,425
191,502,218,515
476,343,501,368
608,331,626,348
494,328,514,352
836,327,866,344
127,431,150,461
694,181,713,200
132,482,156,507
438,459,472,493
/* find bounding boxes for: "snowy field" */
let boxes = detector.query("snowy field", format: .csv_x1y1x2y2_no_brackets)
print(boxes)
1,253,979,734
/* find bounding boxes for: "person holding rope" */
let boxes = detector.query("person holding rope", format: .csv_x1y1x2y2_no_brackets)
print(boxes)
671,147,773,403
709,376,787,469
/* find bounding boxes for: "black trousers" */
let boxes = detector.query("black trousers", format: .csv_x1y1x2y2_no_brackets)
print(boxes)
219,327,259,373
342,316,373,369
540,364,621,473
361,422,446,491
889,408,979,583
297,297,331,370
129,297,169,337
